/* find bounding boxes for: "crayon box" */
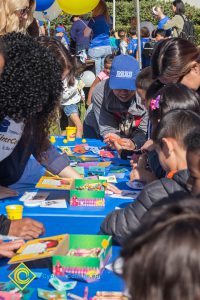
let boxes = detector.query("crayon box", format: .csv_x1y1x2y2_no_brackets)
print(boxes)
69,179,106,207
52,234,112,282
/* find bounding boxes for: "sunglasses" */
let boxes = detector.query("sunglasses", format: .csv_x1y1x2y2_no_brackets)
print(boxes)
15,7,31,17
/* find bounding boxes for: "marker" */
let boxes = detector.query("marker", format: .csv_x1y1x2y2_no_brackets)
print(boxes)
67,293,84,300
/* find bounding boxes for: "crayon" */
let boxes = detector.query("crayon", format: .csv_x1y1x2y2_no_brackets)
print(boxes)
68,293,85,300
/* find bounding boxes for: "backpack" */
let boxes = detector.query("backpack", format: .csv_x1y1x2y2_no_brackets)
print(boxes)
179,15,195,43
142,40,156,58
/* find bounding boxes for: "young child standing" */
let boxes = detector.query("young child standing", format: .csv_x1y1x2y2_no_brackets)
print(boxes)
62,75,85,138
100,110,200,245
87,54,114,106
136,27,150,68
118,29,129,54
127,28,138,58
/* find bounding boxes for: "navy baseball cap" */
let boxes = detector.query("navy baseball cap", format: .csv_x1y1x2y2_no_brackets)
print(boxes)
109,54,140,91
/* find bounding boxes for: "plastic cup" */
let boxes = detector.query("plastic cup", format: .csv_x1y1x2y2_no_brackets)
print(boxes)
66,127,77,141
6,205,23,220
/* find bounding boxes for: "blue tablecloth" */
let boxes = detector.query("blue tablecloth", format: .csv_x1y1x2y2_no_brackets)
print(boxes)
0,138,132,299
0,216,124,300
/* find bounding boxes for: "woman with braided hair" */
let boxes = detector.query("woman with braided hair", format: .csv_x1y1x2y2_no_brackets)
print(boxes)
121,197,200,300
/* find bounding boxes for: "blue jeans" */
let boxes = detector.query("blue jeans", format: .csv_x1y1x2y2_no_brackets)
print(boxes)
88,46,112,75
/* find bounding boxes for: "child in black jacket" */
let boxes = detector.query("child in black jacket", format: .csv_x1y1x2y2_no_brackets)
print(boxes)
100,110,200,245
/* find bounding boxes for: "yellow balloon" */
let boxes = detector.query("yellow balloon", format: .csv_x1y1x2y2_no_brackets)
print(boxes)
57,0,100,15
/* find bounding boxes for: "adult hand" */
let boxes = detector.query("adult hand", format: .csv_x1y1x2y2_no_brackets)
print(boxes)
0,185,18,200
116,138,136,151
8,218,45,240
0,240,24,258
104,133,120,149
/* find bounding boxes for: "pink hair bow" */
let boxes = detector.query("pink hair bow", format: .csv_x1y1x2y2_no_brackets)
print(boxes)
150,95,160,111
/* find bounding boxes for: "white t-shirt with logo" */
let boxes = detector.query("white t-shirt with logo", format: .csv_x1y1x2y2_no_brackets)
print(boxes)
0,117,24,162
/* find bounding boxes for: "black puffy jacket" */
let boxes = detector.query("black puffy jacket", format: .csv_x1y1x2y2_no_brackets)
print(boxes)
100,169,190,245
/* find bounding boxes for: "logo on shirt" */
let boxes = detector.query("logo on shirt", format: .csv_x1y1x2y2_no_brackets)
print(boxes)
116,71,133,78
0,119,10,132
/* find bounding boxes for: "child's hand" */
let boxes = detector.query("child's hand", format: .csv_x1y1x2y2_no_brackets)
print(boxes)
0,240,24,258
130,154,156,183
141,139,155,153
106,183,121,194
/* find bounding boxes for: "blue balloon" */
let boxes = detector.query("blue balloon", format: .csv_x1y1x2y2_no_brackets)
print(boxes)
35,0,55,11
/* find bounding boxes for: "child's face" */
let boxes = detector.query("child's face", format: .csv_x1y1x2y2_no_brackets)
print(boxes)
187,150,200,196
104,63,112,75
155,138,185,173
155,34,164,42
155,144,170,172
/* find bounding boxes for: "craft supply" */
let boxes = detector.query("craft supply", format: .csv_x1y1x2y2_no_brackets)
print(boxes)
77,182,104,191
36,176,73,190
74,145,88,154
99,176,117,183
50,136,56,144
40,200,67,208
38,288,66,300
84,287,88,300
63,139,68,144
0,282,34,299
49,276,77,291
109,167,128,173
0,291,21,300
88,166,106,176
72,167,84,176
6,205,23,220
67,248,101,257
108,173,125,179
59,146,73,155
98,161,111,167
66,126,77,141
67,293,84,300
19,191,37,202
82,139,87,143
99,150,114,158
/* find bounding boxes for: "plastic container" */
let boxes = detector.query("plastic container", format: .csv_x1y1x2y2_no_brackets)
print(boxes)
6,205,23,220
66,127,77,141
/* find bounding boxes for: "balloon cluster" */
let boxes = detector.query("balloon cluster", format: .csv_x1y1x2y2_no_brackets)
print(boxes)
34,0,100,21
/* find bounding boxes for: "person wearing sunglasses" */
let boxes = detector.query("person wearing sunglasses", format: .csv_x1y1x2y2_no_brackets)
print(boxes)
0,0,35,35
